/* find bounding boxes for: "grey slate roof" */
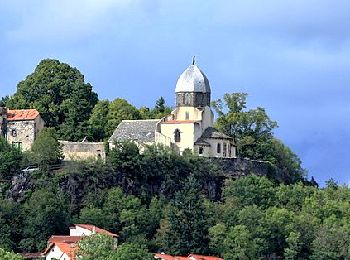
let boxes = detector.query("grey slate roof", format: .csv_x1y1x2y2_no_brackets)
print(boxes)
108,119,159,143
175,64,211,93
200,127,233,139
195,127,233,146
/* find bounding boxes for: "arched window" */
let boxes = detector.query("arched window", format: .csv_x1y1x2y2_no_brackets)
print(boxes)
185,111,189,120
174,129,181,143
185,93,192,105
217,143,221,154
198,147,204,155
223,143,227,157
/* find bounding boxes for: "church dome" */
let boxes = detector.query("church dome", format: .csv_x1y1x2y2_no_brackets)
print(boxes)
175,64,211,93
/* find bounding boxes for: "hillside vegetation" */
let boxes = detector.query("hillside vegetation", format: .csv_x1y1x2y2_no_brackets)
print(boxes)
1,59,347,259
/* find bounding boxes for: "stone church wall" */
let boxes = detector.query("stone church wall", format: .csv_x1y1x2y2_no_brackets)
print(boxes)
60,141,106,161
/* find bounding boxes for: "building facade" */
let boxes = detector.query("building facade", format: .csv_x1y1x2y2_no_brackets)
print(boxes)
0,108,45,151
109,62,236,158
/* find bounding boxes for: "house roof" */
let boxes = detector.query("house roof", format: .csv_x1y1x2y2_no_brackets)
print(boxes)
200,127,232,140
109,119,159,144
56,242,79,259
49,235,82,244
74,224,118,237
7,109,40,121
43,240,79,259
189,254,223,260
21,252,43,259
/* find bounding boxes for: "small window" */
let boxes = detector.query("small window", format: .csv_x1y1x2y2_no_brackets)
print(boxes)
223,143,227,157
174,129,181,143
12,142,22,150
217,143,221,153
199,147,203,155
11,129,17,137
229,144,232,157
185,111,189,120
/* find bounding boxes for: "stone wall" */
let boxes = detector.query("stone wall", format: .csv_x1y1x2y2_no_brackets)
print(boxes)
6,120,36,151
60,141,106,161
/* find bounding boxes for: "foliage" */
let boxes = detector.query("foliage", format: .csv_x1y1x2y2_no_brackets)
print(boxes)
88,100,110,141
212,92,305,182
7,59,98,141
0,137,22,181
19,189,70,252
157,175,209,255
29,128,63,168
0,248,23,260
78,234,153,260
105,98,141,138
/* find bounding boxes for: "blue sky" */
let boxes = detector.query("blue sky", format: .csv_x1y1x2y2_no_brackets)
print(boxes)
1,0,349,186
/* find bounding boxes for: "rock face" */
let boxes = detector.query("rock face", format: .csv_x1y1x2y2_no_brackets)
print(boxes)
7,172,33,202
6,158,278,202
213,158,275,177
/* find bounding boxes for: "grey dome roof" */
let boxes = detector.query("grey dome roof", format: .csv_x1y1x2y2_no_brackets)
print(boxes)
175,64,211,93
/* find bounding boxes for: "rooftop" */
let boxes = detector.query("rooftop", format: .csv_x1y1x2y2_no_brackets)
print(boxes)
109,119,160,144
175,64,211,94
74,224,118,237
7,109,40,121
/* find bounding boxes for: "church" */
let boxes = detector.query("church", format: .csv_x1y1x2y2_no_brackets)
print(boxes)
109,61,236,158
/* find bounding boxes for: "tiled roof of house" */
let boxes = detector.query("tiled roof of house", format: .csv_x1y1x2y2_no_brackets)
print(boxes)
109,119,159,144
189,254,223,260
55,242,79,259
7,109,40,121
49,235,82,244
75,224,118,237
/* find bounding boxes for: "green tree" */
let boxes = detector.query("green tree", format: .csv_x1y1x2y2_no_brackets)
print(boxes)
0,199,21,251
7,59,98,141
30,128,63,168
212,93,305,182
223,225,257,260
88,100,109,141
310,225,350,260
151,97,172,118
0,137,22,180
0,248,23,260
223,176,275,209
158,175,209,255
284,231,302,259
78,234,152,260
78,234,116,260
105,99,141,138
20,189,70,252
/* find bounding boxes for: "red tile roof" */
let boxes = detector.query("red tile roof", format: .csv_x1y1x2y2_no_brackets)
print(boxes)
189,254,223,260
75,224,118,237
49,235,82,244
7,109,39,121
56,242,79,259
155,253,175,260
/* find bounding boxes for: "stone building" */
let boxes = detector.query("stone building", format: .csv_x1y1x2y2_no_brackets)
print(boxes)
109,61,236,158
0,108,45,151
59,140,106,161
